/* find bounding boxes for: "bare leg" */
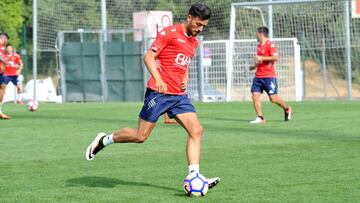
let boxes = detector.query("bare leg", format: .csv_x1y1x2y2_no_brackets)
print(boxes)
269,94,288,110
0,83,11,119
85,118,156,161
175,112,203,166
112,118,156,143
17,84,23,94
252,92,263,117
0,83,6,103
174,113,221,188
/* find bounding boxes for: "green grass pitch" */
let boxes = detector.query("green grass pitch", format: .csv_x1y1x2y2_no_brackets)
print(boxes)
1,101,360,202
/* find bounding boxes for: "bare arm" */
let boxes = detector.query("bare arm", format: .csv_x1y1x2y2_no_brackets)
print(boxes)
250,55,278,71
16,60,23,75
143,50,167,93
19,60,23,71
181,68,189,91
0,54,8,64
256,55,278,62
255,55,278,63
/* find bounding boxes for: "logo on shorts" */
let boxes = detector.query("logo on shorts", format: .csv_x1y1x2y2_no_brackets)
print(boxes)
147,97,157,110
270,81,276,90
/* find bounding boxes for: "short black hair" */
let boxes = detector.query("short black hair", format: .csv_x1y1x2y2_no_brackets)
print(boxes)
257,27,269,37
0,32,9,39
6,43,12,47
188,3,211,20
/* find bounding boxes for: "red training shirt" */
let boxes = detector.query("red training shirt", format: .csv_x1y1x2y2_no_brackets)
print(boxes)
5,52,22,76
147,24,199,95
255,40,278,78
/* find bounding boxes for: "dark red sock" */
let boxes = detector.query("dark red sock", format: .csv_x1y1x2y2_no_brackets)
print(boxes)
258,115,264,120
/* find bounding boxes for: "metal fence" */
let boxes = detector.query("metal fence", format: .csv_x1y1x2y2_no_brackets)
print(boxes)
230,0,360,100
33,0,360,102
187,38,301,102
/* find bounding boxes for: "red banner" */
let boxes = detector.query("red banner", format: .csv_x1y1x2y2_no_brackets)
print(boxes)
353,0,360,18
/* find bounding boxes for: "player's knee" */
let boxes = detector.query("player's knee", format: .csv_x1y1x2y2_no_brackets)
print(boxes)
189,125,203,139
269,96,278,103
135,136,147,143
135,131,150,143
252,94,259,101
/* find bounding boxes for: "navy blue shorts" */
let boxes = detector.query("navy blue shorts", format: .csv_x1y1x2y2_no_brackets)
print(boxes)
4,76,19,85
0,74,4,84
251,77,278,95
139,89,196,123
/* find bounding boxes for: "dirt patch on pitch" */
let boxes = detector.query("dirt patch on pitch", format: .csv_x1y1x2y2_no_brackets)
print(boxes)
304,60,360,98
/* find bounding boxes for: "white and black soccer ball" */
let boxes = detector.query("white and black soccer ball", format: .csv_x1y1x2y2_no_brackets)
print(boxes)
27,100,39,112
183,172,209,197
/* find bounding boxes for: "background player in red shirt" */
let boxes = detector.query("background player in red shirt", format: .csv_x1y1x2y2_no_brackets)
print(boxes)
5,43,23,99
85,3,220,189
249,27,292,124
0,33,11,120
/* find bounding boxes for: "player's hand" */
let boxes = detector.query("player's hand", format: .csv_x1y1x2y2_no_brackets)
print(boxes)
249,65,256,71
255,55,263,63
155,79,168,93
181,78,188,91
16,70,21,75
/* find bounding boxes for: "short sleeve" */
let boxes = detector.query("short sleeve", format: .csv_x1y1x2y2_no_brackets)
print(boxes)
17,55,22,63
150,29,172,53
269,42,278,56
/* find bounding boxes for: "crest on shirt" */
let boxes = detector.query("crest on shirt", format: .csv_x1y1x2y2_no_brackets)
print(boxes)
175,53,191,68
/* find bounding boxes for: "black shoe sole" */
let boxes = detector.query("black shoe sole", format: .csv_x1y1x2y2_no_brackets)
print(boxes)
209,179,220,189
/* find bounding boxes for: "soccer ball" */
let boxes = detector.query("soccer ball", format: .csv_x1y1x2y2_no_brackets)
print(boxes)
27,100,39,112
183,172,209,197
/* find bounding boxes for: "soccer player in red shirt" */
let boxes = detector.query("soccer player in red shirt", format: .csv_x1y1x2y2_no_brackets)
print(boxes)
85,3,220,189
249,27,292,124
4,43,23,97
0,33,11,120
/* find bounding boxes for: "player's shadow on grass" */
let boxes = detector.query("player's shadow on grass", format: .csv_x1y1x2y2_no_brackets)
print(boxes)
66,176,183,194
